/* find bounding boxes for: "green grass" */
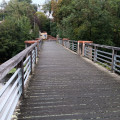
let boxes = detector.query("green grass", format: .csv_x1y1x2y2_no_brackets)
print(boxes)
97,62,111,71
8,68,16,74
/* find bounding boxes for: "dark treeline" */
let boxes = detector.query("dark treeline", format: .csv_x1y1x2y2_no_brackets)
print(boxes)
0,0,51,63
44,0,120,47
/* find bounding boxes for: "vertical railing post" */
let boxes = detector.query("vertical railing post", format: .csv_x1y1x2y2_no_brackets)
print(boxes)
17,60,24,98
69,41,70,49
21,60,24,98
84,44,86,57
114,53,117,72
34,47,37,64
65,41,67,47
94,46,97,62
39,40,41,50
77,41,80,55
111,48,114,72
88,45,93,60
18,60,24,98
25,43,27,49
62,39,63,46
72,42,74,51
67,40,69,48
71,41,73,50
111,48,117,72
38,40,41,51
63,40,64,46
36,46,38,58
57,35,58,43
82,43,85,56
80,43,82,55
30,50,33,75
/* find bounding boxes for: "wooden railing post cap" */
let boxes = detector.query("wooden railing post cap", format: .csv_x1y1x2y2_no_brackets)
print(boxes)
78,41,93,44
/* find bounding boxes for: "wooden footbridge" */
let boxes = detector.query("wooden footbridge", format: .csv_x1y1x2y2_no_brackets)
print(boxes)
0,39,120,120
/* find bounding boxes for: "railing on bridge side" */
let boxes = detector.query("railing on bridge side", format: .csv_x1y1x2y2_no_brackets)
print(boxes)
58,39,78,52
58,38,120,73
85,43,120,73
0,39,42,120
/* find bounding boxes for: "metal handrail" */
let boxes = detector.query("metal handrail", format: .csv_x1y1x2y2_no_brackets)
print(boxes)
0,39,42,120
85,43,120,51
85,43,120,73
58,39,78,52
58,38,120,73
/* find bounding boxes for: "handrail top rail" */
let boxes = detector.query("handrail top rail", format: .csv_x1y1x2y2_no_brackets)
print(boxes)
68,40,78,43
58,38,120,50
78,41,93,43
0,42,38,81
24,40,39,44
85,43,120,51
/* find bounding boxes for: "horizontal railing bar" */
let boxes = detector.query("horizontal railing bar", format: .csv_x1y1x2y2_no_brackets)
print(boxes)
116,55,120,58
114,63,120,68
85,52,94,57
115,59,120,63
96,60,111,68
0,42,38,81
97,50,112,56
114,68,120,73
24,66,30,79
6,93,21,120
85,48,93,53
85,47,93,50
0,68,21,97
97,53,112,60
0,75,21,112
85,54,94,58
32,57,35,62
69,40,78,43
85,43,120,50
97,56,112,64
32,58,35,63
23,55,30,65
1,84,22,120
24,60,30,72
24,70,31,85
85,48,95,52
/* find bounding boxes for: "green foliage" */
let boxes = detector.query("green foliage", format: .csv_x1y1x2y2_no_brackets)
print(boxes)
17,0,32,4
0,15,32,62
0,0,39,62
9,68,16,74
42,1,51,15
32,24,39,39
50,21,57,37
36,12,50,34
53,0,120,47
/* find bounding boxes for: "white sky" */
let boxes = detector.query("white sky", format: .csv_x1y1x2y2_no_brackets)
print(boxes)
0,0,47,5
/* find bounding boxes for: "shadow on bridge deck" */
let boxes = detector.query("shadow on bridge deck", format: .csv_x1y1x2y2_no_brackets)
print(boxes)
18,41,120,120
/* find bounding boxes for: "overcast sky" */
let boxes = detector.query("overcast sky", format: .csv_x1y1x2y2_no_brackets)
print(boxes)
0,0,47,5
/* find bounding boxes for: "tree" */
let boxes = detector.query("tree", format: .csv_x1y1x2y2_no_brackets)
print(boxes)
42,1,51,16
0,0,39,62
0,0,7,20
52,0,120,47
17,0,32,4
35,12,50,33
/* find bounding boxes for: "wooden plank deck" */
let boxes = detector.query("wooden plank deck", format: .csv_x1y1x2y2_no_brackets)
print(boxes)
18,41,120,120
